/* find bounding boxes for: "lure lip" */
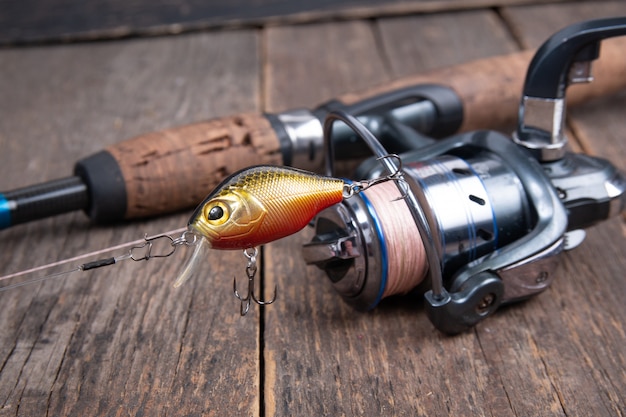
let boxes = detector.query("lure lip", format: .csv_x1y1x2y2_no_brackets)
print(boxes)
172,231,210,288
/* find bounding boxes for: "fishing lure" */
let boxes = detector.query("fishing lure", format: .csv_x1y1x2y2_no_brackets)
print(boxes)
0,161,402,316
174,163,402,314
188,165,347,250
173,165,345,314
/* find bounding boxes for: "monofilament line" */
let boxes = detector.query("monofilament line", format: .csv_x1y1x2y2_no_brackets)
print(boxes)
0,226,187,284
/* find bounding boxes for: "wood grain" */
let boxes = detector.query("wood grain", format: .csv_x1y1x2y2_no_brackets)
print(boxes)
0,31,262,416
501,0,626,50
264,20,392,113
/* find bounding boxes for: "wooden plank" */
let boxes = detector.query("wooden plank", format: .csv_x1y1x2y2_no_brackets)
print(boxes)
378,9,518,78
264,20,391,112
501,0,626,49
263,11,532,416
481,3,626,416
0,0,570,45
0,31,262,415
377,9,522,133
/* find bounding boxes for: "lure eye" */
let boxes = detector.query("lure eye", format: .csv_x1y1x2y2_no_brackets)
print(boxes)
204,202,229,225
208,206,223,220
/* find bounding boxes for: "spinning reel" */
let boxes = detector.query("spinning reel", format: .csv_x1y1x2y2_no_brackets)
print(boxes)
302,18,626,334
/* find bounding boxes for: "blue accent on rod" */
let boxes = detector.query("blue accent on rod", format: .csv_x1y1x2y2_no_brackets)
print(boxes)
0,193,12,229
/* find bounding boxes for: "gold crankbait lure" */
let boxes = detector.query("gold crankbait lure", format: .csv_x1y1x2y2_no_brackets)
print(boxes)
173,166,347,290
189,165,346,250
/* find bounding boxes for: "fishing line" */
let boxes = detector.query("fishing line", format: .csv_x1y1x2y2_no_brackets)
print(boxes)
361,181,428,299
0,226,188,289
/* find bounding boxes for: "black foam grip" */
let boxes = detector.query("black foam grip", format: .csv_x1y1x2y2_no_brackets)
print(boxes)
74,150,127,223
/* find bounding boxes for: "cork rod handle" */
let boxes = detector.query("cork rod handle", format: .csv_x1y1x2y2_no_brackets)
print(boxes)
106,113,283,219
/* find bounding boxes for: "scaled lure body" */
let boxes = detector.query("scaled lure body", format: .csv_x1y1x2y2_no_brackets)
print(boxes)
188,165,345,249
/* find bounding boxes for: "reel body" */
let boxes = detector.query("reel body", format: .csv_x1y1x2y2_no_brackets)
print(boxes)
304,130,624,333
303,17,626,334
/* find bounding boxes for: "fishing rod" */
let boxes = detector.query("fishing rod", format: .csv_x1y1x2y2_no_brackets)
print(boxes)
2,36,626,230
1,18,624,336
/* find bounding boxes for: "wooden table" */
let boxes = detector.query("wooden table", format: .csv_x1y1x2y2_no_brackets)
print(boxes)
1,1,625,415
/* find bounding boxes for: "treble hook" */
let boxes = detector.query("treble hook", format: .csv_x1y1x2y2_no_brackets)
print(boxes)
343,154,408,199
233,247,277,316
